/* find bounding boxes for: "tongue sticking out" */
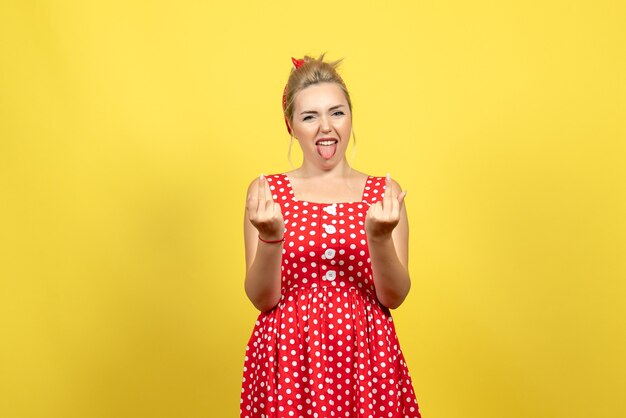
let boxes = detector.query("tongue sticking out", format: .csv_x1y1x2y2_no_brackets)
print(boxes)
316,143,337,160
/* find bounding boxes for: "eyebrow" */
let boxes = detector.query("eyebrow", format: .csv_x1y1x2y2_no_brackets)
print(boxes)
300,104,345,115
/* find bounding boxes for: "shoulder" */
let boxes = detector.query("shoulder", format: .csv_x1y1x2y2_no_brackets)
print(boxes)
350,169,374,186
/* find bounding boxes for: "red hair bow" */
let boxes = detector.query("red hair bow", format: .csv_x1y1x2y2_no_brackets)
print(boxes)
291,57,305,69
282,57,305,135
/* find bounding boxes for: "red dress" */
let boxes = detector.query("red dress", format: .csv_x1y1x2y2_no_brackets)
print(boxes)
240,173,422,418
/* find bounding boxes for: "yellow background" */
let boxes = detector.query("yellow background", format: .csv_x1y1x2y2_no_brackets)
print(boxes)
1,1,624,417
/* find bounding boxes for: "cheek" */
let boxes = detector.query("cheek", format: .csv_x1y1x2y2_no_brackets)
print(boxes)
299,126,318,139
340,120,352,135
292,122,312,138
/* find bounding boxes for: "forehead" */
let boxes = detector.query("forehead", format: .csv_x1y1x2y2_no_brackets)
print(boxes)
294,82,348,111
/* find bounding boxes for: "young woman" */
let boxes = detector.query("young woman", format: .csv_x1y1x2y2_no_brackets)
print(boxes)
240,53,422,418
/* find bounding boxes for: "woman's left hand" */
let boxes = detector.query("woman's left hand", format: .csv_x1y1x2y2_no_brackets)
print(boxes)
365,174,407,241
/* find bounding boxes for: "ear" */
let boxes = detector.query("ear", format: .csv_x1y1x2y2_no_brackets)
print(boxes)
287,121,297,139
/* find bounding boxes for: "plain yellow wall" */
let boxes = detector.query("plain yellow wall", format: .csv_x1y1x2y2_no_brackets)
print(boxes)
1,1,625,417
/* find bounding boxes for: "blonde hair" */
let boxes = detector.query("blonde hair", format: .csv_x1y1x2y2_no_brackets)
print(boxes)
284,52,357,167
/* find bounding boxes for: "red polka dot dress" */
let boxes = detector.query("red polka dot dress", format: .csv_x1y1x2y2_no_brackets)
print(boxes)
240,173,422,418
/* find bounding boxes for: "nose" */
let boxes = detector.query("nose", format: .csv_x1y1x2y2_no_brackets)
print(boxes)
320,115,332,133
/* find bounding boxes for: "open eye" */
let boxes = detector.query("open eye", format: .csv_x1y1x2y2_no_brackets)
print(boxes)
333,111,345,116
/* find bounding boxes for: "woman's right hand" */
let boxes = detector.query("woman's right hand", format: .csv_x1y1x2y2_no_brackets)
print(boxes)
246,174,285,241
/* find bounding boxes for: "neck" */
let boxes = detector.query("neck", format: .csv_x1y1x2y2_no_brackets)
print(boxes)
298,158,352,179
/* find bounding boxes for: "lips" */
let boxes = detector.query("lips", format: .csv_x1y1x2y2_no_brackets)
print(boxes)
315,138,338,159
315,138,338,145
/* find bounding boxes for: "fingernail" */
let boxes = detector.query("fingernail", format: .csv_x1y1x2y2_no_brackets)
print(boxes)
260,173,265,180
386,173,391,181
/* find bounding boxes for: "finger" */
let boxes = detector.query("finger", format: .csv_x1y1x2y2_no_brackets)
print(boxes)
365,202,374,219
247,196,259,218
388,173,397,197
247,200,259,226
262,177,275,212
246,193,253,212
260,174,267,200
373,201,383,219
383,173,393,209
390,194,400,220
265,190,274,211
273,201,284,221
264,174,276,203
398,190,407,208
257,174,266,213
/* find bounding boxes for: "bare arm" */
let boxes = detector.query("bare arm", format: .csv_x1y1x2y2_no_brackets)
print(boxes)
243,175,285,312
366,175,411,309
